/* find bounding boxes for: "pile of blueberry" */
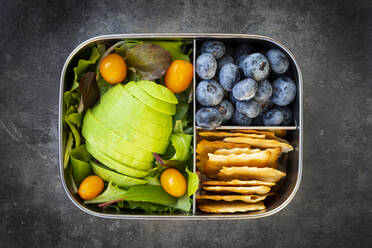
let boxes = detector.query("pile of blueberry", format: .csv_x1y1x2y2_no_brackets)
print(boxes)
195,41,297,129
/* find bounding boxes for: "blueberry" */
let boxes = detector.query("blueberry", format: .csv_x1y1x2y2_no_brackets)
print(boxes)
231,110,252,126
229,92,238,105
236,99,261,118
196,53,217,80
201,41,226,59
217,99,234,122
196,80,224,106
254,79,272,103
219,63,240,91
266,48,289,74
233,43,254,60
239,53,270,81
218,56,234,69
232,78,258,101
263,109,284,126
196,107,223,129
272,77,297,106
276,106,293,125
236,54,248,68
260,97,274,112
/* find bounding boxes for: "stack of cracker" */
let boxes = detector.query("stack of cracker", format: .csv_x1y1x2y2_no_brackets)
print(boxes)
196,130,293,214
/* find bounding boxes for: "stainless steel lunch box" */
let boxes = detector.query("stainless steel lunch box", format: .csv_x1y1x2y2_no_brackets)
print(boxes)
59,34,303,219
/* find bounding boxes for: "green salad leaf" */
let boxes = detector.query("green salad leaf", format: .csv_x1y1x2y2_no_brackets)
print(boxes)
170,194,192,212
126,43,172,80
170,133,192,162
186,166,199,197
64,132,74,169
96,77,113,96
114,40,142,57
85,181,126,204
70,145,92,185
71,46,101,91
127,201,173,213
150,40,192,61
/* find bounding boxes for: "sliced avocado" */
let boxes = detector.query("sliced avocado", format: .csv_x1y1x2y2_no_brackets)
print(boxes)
84,132,153,170
137,80,178,104
93,84,172,130
92,86,172,142
125,81,176,115
90,161,147,188
82,111,153,166
86,141,149,178
83,110,169,154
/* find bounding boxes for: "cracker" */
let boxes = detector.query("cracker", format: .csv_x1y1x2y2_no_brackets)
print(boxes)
196,140,250,172
197,200,266,213
217,166,286,182
268,129,287,137
223,137,293,153
203,180,275,187
196,194,270,203
232,130,277,139
199,131,265,139
204,149,272,178
214,148,262,155
209,148,280,167
203,185,271,195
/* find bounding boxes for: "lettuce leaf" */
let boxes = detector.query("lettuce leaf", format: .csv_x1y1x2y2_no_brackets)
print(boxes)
186,166,199,197
85,181,127,204
127,201,173,213
123,185,177,206
170,133,192,162
71,46,101,91
126,43,172,80
170,194,191,212
70,145,92,185
63,132,74,169
150,40,192,61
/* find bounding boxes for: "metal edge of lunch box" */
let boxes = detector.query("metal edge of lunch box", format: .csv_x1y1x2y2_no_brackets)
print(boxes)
59,34,303,220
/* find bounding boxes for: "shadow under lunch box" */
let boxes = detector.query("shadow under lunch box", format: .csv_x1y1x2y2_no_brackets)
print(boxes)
59,34,303,219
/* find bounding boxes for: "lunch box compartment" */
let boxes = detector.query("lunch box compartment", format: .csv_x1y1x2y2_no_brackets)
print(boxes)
59,34,302,219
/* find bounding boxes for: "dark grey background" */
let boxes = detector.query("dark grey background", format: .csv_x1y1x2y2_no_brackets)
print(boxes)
1,0,371,247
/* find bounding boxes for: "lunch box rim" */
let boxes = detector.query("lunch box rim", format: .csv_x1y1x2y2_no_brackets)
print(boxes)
59,33,303,220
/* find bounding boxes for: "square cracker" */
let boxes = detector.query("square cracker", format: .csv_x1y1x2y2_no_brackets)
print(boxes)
203,180,275,187
197,200,266,213
204,148,281,177
196,194,271,203
199,131,265,139
217,166,286,182
196,140,251,172
203,185,271,195
223,137,293,153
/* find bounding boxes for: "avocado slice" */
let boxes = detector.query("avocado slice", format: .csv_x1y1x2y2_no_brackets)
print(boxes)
86,141,149,178
93,84,173,130
83,110,170,154
82,111,154,166
137,80,179,104
125,81,176,115
90,161,147,188
92,86,172,142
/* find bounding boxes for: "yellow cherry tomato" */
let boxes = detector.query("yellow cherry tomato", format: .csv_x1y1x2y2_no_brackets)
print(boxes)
99,54,127,84
165,60,193,93
78,175,104,200
160,168,187,197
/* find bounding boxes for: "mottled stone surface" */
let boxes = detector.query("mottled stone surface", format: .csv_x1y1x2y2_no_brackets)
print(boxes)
1,0,371,247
